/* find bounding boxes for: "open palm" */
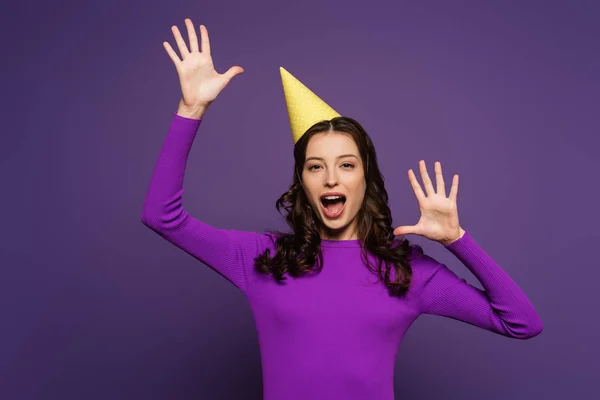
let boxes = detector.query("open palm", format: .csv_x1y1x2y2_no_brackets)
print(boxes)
393,160,464,246
163,18,244,109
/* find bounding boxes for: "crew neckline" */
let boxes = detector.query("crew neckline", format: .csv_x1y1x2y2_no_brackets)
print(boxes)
320,238,362,248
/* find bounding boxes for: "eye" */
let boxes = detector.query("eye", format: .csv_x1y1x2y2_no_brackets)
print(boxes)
308,165,321,171
342,163,354,168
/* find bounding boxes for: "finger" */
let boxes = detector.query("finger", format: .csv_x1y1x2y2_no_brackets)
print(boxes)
200,24,211,55
419,160,435,196
435,161,446,197
171,25,190,59
224,66,244,82
163,41,182,68
394,225,417,236
408,169,426,202
449,174,459,203
185,18,199,53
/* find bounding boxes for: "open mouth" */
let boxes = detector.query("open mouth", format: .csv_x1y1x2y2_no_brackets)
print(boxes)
320,195,346,218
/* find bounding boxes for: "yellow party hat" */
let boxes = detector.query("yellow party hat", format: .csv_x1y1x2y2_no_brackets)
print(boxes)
280,66,341,143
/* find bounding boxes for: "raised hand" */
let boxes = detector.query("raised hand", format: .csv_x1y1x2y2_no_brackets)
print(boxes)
163,18,244,113
393,160,465,246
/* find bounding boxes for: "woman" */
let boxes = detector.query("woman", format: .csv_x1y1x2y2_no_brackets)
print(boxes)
141,18,543,400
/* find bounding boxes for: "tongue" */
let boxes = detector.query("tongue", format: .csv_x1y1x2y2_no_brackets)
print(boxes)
325,200,344,213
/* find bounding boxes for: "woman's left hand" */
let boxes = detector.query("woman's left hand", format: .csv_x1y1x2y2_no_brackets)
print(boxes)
393,160,465,246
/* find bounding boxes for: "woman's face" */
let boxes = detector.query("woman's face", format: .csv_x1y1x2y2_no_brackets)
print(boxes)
301,132,366,240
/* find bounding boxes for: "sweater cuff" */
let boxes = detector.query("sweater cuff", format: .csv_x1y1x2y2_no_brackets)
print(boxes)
173,111,203,123
443,229,471,251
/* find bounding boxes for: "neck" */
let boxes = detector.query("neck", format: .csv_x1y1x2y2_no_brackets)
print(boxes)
320,225,358,241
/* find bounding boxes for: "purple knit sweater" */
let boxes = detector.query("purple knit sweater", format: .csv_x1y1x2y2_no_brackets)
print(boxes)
141,112,543,400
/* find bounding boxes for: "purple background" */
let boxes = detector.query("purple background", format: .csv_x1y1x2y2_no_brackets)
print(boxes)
2,0,598,399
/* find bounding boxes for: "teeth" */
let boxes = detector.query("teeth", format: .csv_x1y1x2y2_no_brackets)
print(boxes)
322,195,344,200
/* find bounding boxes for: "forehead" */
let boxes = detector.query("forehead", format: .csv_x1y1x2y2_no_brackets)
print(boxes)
305,132,358,157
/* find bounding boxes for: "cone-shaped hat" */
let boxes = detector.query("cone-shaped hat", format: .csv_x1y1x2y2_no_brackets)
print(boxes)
280,66,341,143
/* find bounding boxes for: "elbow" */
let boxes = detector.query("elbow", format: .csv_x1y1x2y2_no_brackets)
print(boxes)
141,211,151,226
140,209,187,231
141,210,159,229
514,315,544,340
525,316,544,339
524,306,544,339
141,204,165,227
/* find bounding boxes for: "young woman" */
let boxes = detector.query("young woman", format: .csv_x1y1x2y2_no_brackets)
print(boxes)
141,18,543,400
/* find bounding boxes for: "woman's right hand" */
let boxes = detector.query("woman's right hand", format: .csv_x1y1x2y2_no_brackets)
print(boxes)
163,18,244,111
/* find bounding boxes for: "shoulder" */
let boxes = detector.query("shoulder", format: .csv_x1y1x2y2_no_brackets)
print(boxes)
390,239,433,267
403,243,446,289
387,239,438,281
258,230,288,253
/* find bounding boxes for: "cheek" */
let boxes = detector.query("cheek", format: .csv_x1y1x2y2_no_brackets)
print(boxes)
302,188,319,207
350,178,366,197
353,192,365,208
352,185,367,208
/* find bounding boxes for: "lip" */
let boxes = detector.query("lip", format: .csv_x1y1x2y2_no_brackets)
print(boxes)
319,191,347,199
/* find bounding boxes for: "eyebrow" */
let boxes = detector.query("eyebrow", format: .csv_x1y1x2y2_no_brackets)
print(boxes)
305,154,359,163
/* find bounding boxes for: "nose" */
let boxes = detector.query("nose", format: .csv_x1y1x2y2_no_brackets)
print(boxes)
324,169,338,187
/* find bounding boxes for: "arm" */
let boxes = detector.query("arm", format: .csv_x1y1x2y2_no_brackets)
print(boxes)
417,230,543,339
140,111,270,294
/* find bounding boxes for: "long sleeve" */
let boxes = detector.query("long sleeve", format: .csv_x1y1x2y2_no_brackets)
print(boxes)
140,112,271,294
416,230,543,339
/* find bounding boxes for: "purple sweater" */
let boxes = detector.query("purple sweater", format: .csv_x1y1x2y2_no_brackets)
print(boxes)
141,112,543,400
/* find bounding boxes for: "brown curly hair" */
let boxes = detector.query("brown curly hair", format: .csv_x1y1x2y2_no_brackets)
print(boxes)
253,116,422,297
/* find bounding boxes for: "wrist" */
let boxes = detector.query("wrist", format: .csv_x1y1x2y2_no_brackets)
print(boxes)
440,227,466,246
177,100,208,120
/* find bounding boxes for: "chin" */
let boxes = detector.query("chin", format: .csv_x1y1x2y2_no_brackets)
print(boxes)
321,221,347,231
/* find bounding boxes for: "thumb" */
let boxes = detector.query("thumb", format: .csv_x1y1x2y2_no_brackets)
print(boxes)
393,226,416,236
223,66,244,82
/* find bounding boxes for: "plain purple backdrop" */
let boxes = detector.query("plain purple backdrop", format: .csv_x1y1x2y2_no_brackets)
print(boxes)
2,0,598,399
